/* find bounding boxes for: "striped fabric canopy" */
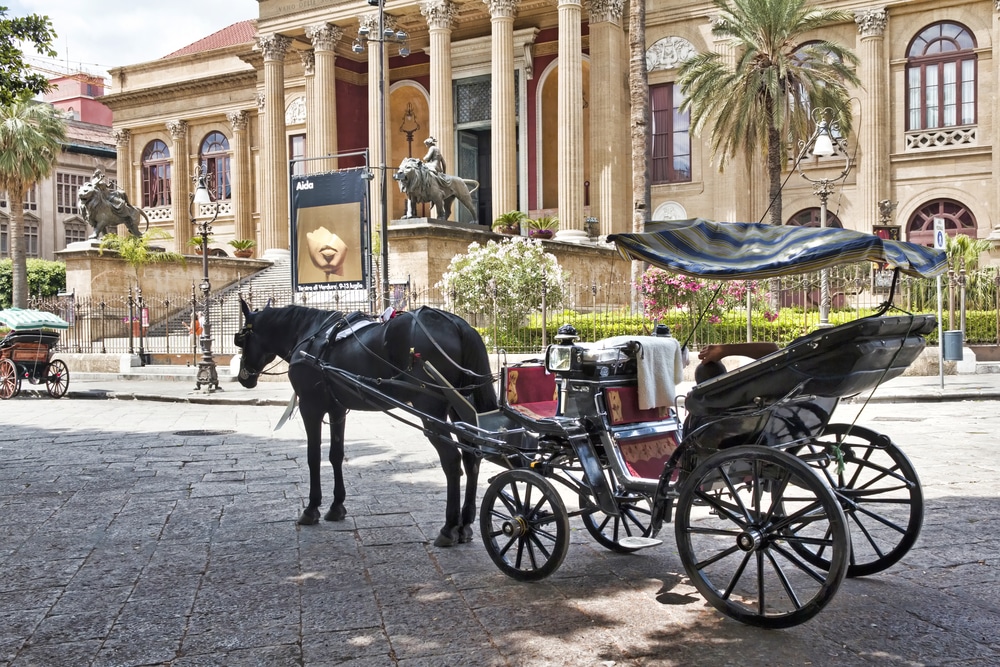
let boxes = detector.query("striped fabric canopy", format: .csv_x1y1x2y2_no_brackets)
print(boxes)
608,219,948,280
0,308,69,331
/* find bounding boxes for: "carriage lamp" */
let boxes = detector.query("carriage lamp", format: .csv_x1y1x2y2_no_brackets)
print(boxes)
190,167,220,393
795,107,853,328
546,324,581,372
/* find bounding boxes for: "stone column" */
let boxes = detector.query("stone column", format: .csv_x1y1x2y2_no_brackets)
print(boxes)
300,49,316,174
587,0,626,236
556,0,585,236
306,22,342,170
166,120,191,250
855,7,889,234
421,0,457,183
227,110,254,243
256,33,292,252
112,129,132,237
362,13,398,231
485,0,518,218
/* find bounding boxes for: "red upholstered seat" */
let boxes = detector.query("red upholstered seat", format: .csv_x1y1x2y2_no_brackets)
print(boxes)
504,364,558,419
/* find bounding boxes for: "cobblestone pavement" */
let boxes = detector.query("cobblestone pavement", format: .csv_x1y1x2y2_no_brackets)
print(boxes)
1,387,999,666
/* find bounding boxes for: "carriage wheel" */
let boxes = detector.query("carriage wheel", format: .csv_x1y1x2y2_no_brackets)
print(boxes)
45,359,70,399
790,424,923,578
580,489,658,553
675,445,850,629
0,358,19,399
479,469,570,582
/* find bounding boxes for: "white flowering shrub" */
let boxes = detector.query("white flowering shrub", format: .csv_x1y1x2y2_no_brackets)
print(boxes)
437,237,565,337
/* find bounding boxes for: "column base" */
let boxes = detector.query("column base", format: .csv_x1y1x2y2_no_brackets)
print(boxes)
555,229,591,244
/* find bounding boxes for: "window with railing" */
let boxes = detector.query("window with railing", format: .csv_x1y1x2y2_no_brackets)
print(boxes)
142,140,171,208
199,131,232,201
650,83,691,184
906,22,977,133
57,172,88,214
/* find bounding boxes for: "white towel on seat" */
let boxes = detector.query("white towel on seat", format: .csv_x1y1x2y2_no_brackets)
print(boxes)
593,335,685,410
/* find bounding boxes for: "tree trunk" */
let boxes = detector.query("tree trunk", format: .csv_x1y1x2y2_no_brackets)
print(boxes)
8,185,27,308
628,0,649,312
767,124,783,226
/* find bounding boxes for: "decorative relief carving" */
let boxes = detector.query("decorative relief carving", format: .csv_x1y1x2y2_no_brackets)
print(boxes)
305,23,343,52
255,92,266,112
421,0,457,29
300,49,315,76
905,127,976,151
255,33,292,61
484,0,518,19
854,7,888,37
646,36,697,71
588,0,624,24
227,110,249,132
285,96,307,126
112,128,131,147
166,120,187,140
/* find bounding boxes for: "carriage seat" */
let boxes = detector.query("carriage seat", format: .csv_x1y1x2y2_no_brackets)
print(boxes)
503,363,558,419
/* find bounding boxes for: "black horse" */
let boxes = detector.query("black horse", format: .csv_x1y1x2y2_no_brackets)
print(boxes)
235,299,498,546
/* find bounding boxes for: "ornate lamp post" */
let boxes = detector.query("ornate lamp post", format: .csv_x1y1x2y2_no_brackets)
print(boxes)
191,167,220,392
353,0,409,309
795,107,853,327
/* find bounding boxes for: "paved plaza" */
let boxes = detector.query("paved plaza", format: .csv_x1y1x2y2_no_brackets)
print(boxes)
1,376,999,666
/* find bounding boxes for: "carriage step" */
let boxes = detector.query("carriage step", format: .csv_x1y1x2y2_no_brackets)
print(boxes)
616,536,663,550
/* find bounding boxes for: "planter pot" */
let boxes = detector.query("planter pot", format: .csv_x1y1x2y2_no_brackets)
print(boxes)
493,225,520,235
528,229,555,240
233,249,254,258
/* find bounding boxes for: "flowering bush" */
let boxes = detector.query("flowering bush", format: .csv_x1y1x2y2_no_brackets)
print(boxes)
639,267,776,339
437,237,565,340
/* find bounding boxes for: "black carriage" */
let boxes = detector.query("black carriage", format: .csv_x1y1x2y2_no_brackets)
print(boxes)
0,309,71,400
244,219,945,629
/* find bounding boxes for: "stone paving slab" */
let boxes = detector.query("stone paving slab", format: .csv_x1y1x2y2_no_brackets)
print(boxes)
1,395,999,665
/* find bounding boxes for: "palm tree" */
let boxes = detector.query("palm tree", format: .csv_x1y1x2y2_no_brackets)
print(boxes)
678,0,860,226
0,97,66,307
628,0,650,311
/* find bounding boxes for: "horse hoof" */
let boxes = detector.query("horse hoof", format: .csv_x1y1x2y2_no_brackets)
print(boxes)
459,525,474,544
324,505,347,522
433,527,460,547
297,509,320,525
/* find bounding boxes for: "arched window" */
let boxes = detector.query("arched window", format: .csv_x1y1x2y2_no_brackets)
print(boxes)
907,199,976,245
786,208,843,228
142,140,171,208
199,131,231,201
906,22,977,131
650,83,691,184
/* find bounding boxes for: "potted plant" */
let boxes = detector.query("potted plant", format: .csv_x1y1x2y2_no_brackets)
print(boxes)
188,235,211,255
228,238,256,258
526,215,558,239
492,210,527,236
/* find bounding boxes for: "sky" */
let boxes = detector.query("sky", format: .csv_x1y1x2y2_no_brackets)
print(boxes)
8,1,257,82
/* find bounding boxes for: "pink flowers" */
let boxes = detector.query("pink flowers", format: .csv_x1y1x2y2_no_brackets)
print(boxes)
639,267,777,330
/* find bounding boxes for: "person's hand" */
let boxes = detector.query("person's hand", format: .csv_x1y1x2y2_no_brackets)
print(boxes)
698,344,726,363
305,226,348,275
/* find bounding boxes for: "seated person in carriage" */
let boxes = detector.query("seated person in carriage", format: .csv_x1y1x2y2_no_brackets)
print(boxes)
695,341,779,383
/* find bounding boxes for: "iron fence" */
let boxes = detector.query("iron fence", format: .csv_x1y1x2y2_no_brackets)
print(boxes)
20,262,997,357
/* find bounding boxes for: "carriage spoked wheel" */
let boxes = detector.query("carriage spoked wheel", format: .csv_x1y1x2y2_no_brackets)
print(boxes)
44,359,70,399
480,468,570,582
788,423,923,578
674,445,850,629
580,489,660,553
0,358,19,400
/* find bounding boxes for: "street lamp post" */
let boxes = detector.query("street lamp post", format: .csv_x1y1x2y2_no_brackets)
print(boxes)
191,167,220,392
796,107,853,327
353,0,409,310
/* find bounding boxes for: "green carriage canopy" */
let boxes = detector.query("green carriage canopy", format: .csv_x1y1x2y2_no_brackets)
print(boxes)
607,219,948,280
0,308,70,331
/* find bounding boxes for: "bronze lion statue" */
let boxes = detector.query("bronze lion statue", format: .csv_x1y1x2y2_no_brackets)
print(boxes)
393,157,479,222
77,172,150,239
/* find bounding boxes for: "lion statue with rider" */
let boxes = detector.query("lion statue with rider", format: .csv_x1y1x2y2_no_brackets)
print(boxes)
393,137,479,222
77,169,150,239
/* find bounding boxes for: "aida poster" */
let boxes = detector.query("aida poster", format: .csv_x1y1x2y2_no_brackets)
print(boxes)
290,168,369,292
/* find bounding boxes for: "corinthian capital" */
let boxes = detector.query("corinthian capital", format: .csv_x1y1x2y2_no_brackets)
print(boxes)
255,33,292,61
166,120,187,141
484,0,518,20
588,0,624,25
360,13,401,36
305,23,343,52
112,128,131,147
421,0,457,30
854,7,888,37
227,110,249,132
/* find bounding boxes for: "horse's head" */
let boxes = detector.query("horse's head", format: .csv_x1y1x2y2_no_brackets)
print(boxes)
235,297,275,388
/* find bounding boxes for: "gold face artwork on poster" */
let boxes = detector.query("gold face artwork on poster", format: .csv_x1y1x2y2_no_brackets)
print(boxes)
296,202,364,286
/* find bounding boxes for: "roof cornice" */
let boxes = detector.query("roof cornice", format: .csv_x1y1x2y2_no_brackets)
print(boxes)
100,71,259,109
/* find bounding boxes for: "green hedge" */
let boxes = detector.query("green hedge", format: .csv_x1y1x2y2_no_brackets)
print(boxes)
0,259,67,309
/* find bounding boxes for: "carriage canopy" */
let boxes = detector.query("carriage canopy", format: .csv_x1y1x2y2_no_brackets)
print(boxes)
0,308,69,332
607,219,948,280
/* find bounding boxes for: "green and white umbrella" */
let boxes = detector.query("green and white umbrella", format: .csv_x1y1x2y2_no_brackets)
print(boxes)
0,308,70,331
